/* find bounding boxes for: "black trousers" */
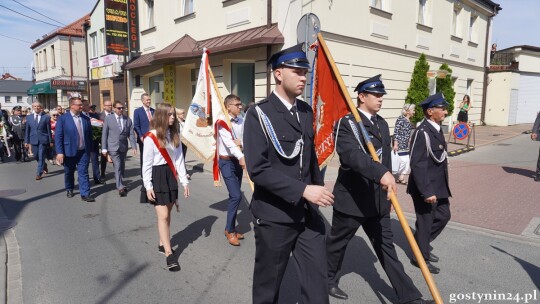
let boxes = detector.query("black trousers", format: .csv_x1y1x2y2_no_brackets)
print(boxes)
327,209,421,303
412,196,451,260
536,145,540,177
252,212,329,304
138,141,144,177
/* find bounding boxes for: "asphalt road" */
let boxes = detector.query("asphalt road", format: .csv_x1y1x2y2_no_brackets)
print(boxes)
0,139,539,303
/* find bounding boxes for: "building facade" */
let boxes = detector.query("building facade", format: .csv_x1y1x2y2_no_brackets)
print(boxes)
0,78,33,112
86,0,127,112
29,15,89,110
486,45,540,126
125,0,500,129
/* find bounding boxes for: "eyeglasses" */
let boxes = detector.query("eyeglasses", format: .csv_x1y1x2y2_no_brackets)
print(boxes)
72,103,83,106
104,104,112,107
116,107,124,110
52,115,58,117
230,103,243,107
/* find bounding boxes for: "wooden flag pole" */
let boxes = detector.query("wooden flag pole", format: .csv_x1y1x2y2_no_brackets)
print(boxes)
208,68,255,192
317,33,443,304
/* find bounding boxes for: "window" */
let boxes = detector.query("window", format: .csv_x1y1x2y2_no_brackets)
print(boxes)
371,0,382,9
469,14,477,42
149,74,164,103
182,0,194,16
100,28,106,55
35,53,39,72
231,63,254,106
5,96,11,103
418,0,427,25
452,5,462,37
51,45,55,68
43,49,47,70
17,96,23,103
146,0,155,28
90,32,98,58
467,79,473,98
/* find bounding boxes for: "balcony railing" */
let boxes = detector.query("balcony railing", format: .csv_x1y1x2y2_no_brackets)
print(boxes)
490,52,514,65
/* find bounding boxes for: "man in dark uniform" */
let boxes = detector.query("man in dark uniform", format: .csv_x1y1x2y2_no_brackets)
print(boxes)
531,111,540,181
408,93,452,274
243,43,334,304
9,106,28,162
326,75,432,304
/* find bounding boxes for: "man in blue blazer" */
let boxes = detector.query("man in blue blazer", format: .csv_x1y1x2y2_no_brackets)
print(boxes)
55,95,95,202
133,93,154,170
24,101,52,180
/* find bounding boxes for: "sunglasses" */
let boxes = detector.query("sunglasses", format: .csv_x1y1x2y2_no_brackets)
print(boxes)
52,115,58,117
116,107,124,110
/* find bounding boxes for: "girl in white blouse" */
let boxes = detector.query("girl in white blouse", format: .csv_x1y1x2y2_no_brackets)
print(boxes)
141,103,189,271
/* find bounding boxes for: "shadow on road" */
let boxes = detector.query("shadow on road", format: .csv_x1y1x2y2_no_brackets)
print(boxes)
502,166,536,178
491,246,540,290
171,215,218,257
208,193,253,235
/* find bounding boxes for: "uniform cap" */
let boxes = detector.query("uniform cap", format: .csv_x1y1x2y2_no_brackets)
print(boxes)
354,74,387,95
420,92,449,110
268,43,310,70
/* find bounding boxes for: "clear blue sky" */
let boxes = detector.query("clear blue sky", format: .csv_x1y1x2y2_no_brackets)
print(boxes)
0,0,538,80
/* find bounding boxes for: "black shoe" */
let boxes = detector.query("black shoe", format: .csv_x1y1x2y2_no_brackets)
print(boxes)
81,196,96,202
428,253,439,263
119,188,128,197
535,176,540,182
67,190,74,198
329,286,348,300
166,254,180,272
158,245,175,255
94,178,106,184
411,259,440,274
404,299,435,304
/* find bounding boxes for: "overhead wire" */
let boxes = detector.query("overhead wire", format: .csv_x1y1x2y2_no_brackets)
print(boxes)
0,33,32,44
10,0,66,26
0,4,61,28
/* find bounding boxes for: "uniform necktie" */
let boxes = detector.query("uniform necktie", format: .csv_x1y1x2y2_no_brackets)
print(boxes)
117,116,123,131
75,116,84,149
370,115,381,138
290,105,300,124
146,108,152,121
231,117,238,123
34,114,38,124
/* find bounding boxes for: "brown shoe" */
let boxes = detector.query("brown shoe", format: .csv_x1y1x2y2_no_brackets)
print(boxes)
225,230,244,240
35,175,42,181
225,231,240,246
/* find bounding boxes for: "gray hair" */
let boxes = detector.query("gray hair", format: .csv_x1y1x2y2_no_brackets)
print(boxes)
401,103,415,116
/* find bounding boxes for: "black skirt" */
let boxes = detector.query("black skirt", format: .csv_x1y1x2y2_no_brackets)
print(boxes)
140,164,178,205
457,111,468,123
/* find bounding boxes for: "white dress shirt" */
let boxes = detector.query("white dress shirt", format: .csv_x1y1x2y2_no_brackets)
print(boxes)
142,130,189,190
217,116,244,159
425,119,441,132
274,91,299,121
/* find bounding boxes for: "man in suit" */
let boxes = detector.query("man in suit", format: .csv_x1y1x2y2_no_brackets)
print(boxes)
531,111,540,181
98,100,114,178
101,101,137,197
24,101,52,180
82,99,105,185
133,93,154,170
326,75,431,304
244,44,334,304
408,93,452,274
55,95,95,202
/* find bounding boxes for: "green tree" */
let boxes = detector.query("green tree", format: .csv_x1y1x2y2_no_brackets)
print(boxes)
436,63,456,117
405,53,430,124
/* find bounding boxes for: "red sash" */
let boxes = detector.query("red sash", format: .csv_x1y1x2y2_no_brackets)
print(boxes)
144,132,177,179
213,119,233,186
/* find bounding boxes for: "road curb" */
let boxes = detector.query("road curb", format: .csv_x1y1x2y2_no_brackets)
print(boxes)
0,201,23,304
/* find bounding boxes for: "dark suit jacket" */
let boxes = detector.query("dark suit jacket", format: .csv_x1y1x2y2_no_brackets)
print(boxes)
102,114,136,153
533,112,540,141
407,119,451,199
55,112,93,157
133,106,154,143
333,112,392,217
244,93,323,223
24,113,52,145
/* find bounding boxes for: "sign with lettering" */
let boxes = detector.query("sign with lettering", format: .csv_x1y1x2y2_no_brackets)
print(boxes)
104,0,129,55
127,0,140,53
163,64,176,104
51,80,87,91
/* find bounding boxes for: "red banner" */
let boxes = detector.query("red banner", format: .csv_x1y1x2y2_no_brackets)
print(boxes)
311,40,351,167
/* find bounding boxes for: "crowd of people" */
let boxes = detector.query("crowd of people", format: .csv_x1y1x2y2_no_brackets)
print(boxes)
0,45,460,303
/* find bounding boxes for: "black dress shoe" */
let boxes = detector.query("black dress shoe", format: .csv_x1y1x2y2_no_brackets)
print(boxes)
329,286,348,300
94,178,106,184
411,259,440,274
81,196,95,202
535,176,540,182
428,253,439,263
119,188,127,197
404,299,435,304
67,190,74,198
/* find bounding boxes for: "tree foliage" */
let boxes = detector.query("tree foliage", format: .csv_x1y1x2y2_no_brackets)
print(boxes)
436,63,456,117
405,53,430,124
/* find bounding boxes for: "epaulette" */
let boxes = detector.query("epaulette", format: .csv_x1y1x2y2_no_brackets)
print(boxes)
255,99,269,105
